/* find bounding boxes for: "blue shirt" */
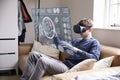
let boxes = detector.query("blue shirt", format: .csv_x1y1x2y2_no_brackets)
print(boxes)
53,36,100,68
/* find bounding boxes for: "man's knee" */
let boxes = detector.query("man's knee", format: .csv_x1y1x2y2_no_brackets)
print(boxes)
30,51,41,56
28,51,42,61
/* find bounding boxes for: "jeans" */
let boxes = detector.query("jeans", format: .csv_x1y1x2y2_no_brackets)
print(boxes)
20,51,69,80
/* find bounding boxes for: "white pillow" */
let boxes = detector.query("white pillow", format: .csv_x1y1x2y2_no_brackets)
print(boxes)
93,56,114,69
31,40,60,59
66,59,96,73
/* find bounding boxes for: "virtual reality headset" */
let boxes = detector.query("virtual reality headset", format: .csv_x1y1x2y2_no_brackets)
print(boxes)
73,24,91,34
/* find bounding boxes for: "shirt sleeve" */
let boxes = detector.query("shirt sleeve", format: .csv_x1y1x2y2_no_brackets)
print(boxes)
76,40,101,61
53,36,61,48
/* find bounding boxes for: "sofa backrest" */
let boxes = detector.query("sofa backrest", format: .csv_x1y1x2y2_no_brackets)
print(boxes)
100,45,120,59
18,44,120,61
18,44,33,56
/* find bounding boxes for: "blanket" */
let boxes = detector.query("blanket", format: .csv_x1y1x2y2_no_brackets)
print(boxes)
71,72,120,80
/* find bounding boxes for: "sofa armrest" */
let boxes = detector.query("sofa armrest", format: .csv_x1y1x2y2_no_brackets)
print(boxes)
18,44,33,56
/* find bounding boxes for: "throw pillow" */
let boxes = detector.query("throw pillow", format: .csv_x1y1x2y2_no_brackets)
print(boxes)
31,40,60,59
66,59,96,73
111,55,120,67
93,56,115,69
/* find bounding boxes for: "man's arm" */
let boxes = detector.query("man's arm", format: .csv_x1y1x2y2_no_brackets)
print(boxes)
53,35,75,55
73,41,100,61
53,35,61,48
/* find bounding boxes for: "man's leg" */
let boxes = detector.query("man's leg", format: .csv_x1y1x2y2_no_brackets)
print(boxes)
29,54,69,80
20,51,42,80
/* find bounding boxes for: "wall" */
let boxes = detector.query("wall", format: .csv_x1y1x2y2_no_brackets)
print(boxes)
23,0,120,48
93,28,120,48
23,0,36,43
23,0,94,43
61,0,94,39
40,0,61,8
23,0,62,43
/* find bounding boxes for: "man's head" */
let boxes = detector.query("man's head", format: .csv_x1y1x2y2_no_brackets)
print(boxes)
73,18,93,34
73,18,93,38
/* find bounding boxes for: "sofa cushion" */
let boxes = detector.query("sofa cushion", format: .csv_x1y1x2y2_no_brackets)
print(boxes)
41,76,51,80
93,56,114,69
18,44,33,55
66,59,96,72
111,55,120,67
31,40,60,59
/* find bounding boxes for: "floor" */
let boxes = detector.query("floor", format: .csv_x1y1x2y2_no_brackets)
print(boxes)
0,69,20,80
0,76,20,80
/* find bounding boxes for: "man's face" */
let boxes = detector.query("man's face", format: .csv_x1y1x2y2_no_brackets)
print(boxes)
80,28,91,38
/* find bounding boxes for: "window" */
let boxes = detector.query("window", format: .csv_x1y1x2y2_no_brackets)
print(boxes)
94,0,120,28
106,0,120,27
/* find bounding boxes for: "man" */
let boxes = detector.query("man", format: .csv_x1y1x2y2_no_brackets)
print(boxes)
20,18,100,80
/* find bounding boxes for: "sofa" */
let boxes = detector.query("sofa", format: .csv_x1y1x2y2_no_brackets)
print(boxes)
18,43,120,80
